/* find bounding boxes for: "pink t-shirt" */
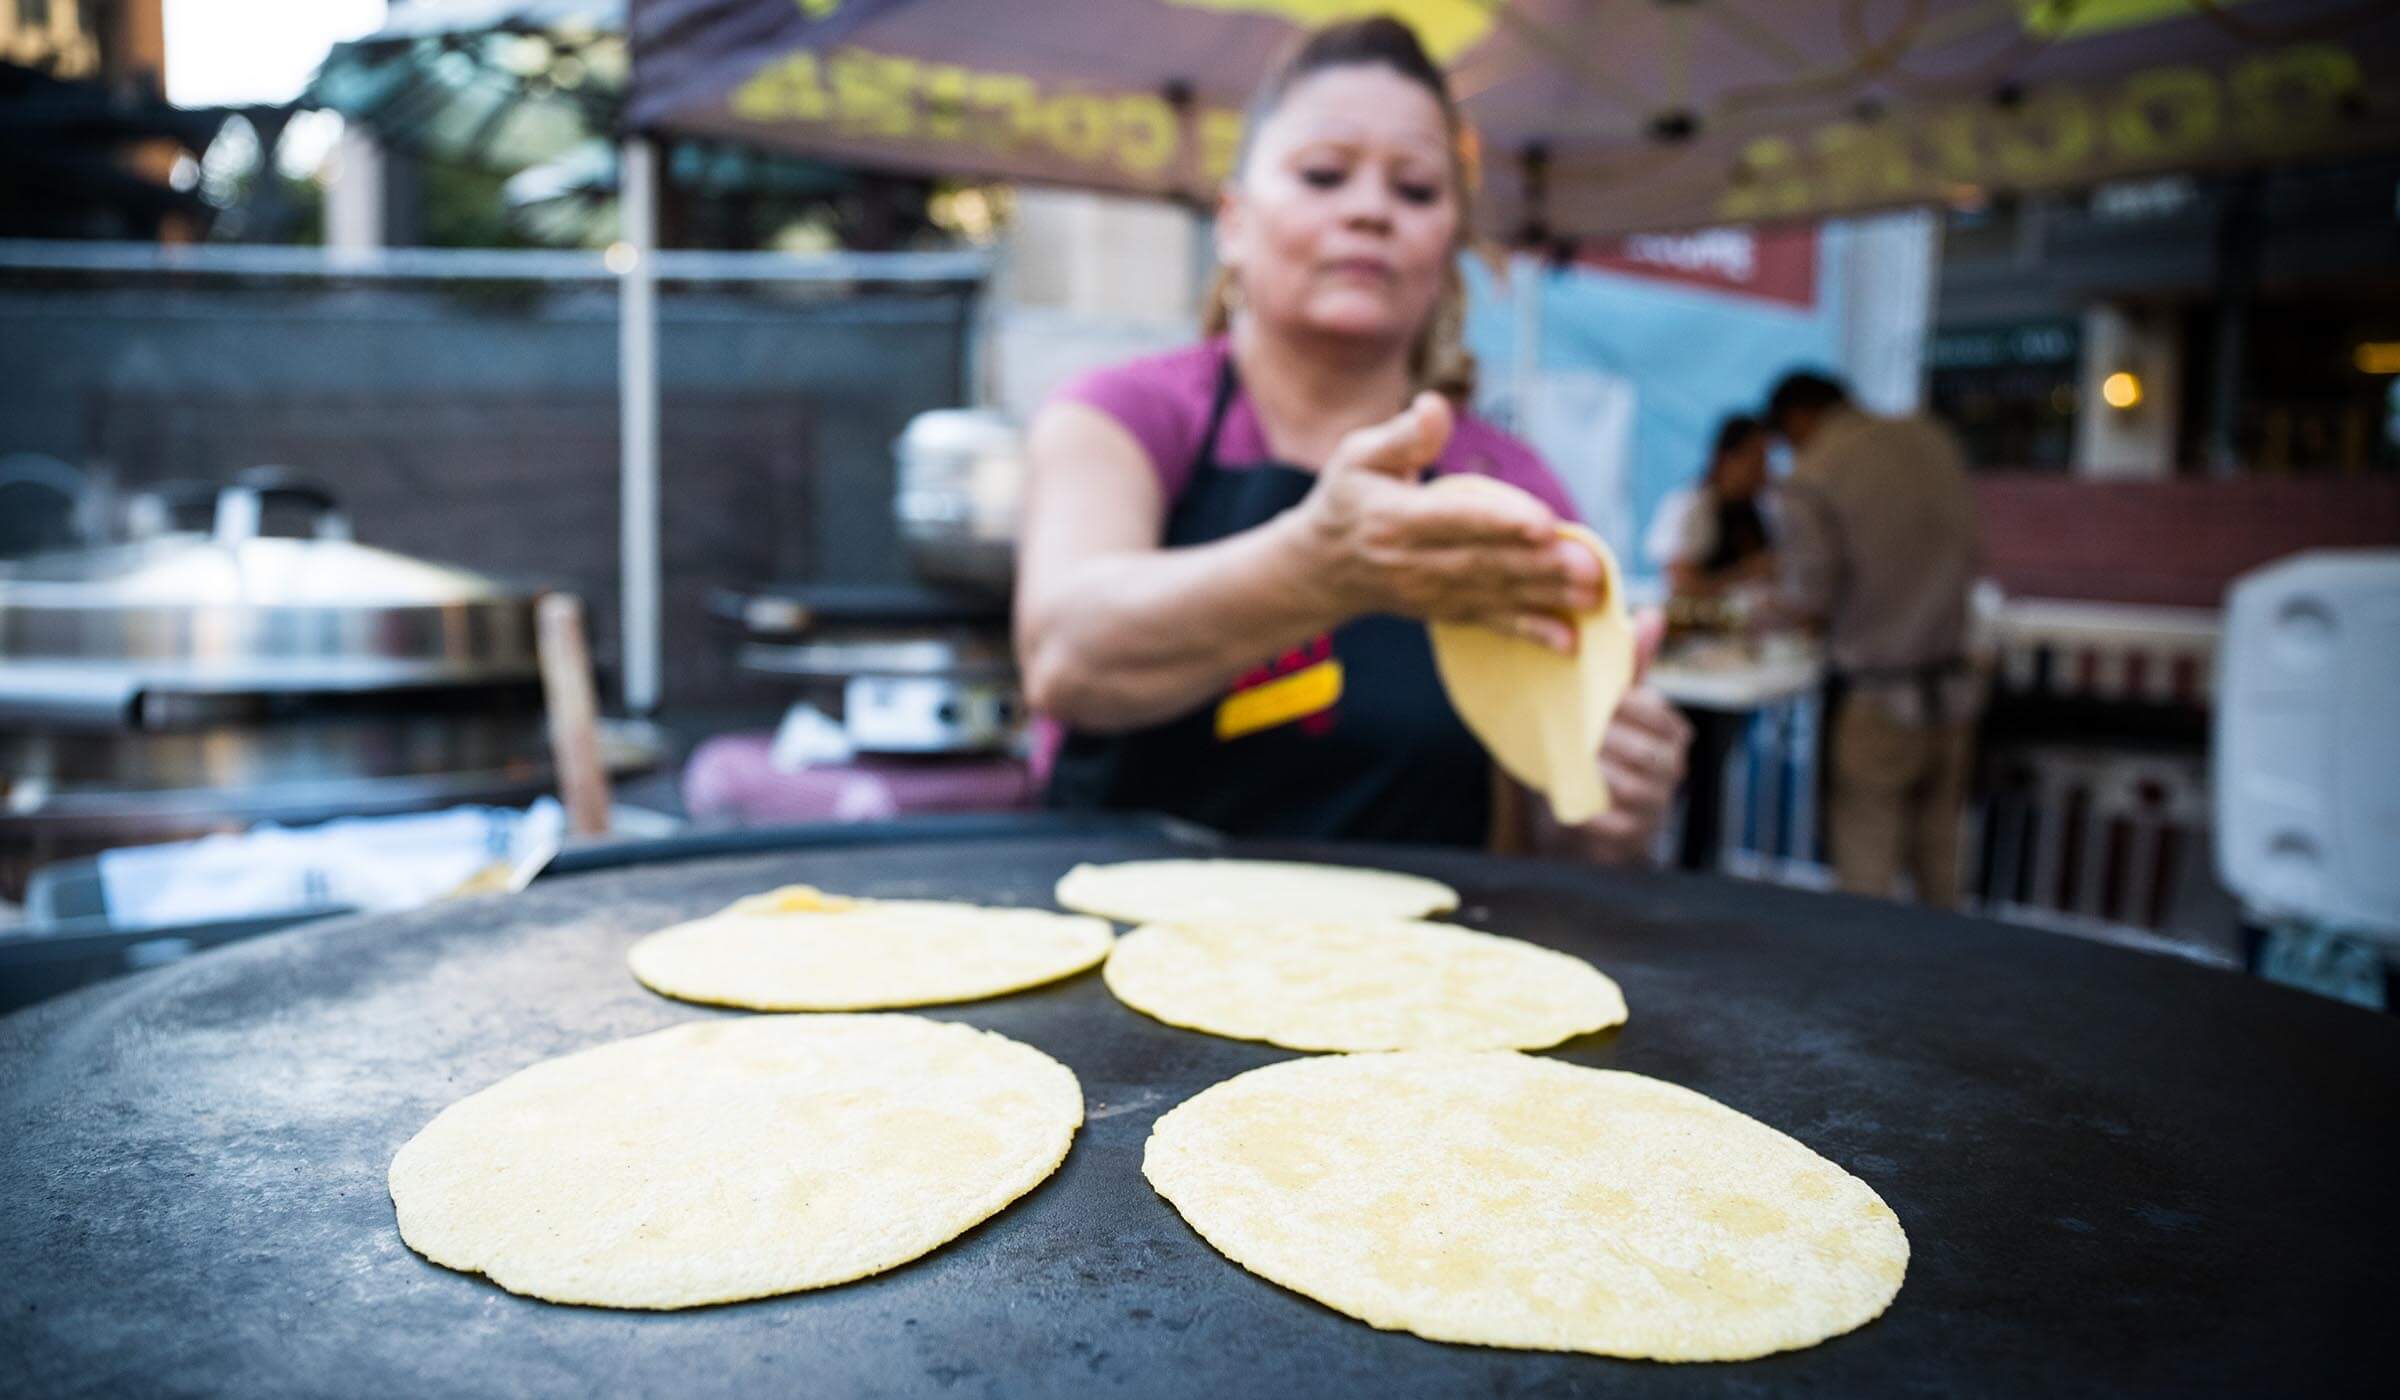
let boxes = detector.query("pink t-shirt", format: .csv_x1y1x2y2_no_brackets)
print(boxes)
1052,337,1581,521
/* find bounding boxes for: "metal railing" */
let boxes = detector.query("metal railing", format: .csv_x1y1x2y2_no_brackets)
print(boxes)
0,239,994,285
1,234,993,716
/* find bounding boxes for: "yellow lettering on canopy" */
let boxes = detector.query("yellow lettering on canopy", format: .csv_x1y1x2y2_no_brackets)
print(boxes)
1200,109,1246,182
1043,93,1112,163
2232,45,2363,152
1695,38,2367,225
1992,90,2092,181
1716,137,1812,221
1923,107,1982,186
920,64,971,142
2108,67,2219,163
1165,0,1494,61
1117,95,1179,177
732,50,830,123
969,71,1041,150
831,51,917,137
2017,0,2256,40
1812,120,1921,205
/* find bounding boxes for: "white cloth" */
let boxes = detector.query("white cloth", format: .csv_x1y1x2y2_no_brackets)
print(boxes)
1643,486,1711,569
96,800,564,929
769,703,855,772
1643,484,1783,571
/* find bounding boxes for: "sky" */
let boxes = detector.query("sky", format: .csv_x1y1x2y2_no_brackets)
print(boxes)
162,0,389,109
163,0,389,177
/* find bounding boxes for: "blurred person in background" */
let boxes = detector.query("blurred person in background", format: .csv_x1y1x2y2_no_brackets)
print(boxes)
1013,17,1690,860
1645,414,1778,599
1766,371,1981,907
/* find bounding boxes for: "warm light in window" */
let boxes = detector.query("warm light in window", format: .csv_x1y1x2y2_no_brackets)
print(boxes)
2357,342,2400,376
603,241,639,275
2101,371,2143,410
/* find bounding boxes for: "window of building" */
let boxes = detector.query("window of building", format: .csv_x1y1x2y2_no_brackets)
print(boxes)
1927,320,2081,470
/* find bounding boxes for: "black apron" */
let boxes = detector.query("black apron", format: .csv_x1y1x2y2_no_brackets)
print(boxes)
1045,358,1493,846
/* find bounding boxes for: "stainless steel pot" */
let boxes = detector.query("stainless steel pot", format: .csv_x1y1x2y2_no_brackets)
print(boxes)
893,409,1022,594
0,473,539,728
0,472,626,892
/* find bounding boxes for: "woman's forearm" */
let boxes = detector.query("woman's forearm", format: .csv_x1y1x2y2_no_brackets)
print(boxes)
1019,511,1353,732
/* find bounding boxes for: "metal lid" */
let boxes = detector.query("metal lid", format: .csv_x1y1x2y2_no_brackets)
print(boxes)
0,476,542,726
1,534,518,609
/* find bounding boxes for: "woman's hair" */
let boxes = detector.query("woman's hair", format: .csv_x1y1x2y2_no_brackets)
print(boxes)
1201,16,1476,400
1706,415,1765,490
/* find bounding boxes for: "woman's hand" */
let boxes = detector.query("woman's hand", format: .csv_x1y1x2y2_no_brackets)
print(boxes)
1552,611,1693,864
1570,684,1692,862
1282,392,1602,652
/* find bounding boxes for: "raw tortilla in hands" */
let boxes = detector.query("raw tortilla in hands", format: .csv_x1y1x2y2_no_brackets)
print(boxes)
1426,475,1635,824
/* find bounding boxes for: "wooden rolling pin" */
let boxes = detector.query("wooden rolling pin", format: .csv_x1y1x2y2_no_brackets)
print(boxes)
536,592,613,838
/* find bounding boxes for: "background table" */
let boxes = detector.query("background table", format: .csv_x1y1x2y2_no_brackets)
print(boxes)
1649,643,1824,870
5,829,2395,1397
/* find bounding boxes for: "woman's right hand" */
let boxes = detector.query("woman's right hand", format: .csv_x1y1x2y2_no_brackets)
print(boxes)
1284,392,1603,652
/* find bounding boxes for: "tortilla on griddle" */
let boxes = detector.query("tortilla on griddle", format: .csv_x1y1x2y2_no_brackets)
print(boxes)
1054,859,1458,927
390,1015,1082,1309
1144,1052,1907,1361
627,885,1112,1010
1103,917,1625,1051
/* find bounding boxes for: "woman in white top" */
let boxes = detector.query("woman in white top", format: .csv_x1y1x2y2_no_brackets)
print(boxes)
1644,415,1777,597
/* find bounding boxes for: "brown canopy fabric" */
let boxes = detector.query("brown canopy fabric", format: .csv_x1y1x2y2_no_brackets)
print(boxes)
627,1,2400,237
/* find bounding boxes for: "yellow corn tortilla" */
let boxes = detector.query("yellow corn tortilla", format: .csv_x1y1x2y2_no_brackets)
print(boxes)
389,1015,1083,1309
1053,859,1458,926
1145,1052,1908,1361
1426,475,1635,823
1103,917,1626,1051
627,884,1112,1010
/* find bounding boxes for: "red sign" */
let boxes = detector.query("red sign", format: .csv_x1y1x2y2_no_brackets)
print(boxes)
1575,224,1818,310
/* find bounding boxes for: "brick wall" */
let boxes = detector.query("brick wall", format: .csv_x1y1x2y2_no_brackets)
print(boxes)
1974,475,2400,607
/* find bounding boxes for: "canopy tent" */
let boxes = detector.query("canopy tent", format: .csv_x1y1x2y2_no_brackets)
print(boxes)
600,2,2400,713
627,0,2400,240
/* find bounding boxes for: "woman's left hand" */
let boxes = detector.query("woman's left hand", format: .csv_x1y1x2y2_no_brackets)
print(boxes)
1560,611,1692,864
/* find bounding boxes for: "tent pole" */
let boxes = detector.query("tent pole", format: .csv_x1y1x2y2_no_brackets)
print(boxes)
1511,251,1542,430
617,134,662,717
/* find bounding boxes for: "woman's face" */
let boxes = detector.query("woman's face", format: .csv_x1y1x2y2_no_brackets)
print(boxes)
1217,65,1460,349
1716,432,1769,499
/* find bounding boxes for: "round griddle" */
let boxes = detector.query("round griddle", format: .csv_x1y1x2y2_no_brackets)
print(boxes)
4,832,2395,1397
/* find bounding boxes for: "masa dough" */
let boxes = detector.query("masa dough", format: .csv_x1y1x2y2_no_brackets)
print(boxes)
1144,1052,1907,1361
1054,859,1458,927
389,1015,1082,1309
1103,918,1625,1051
627,885,1112,1010
1426,475,1634,824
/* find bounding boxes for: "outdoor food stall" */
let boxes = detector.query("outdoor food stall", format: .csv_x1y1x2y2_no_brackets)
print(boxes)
5,4,2399,1396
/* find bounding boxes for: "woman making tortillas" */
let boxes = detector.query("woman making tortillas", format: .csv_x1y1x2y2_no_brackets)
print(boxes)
1016,17,1690,859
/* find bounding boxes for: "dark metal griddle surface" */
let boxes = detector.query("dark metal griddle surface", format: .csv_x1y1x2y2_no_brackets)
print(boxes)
4,833,2396,1398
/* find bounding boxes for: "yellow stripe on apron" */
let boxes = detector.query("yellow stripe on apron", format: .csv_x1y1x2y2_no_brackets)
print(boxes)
1214,659,1344,741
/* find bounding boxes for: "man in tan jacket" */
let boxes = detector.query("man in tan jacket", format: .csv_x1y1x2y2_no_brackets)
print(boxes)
1766,371,1981,907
